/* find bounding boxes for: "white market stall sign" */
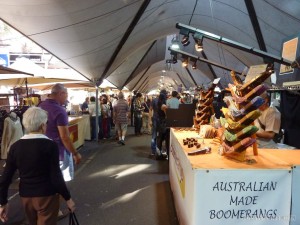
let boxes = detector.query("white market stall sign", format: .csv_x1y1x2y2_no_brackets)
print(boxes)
196,169,292,225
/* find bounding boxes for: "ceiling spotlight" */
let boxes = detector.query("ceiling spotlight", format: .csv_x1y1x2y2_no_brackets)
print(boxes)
182,57,188,68
172,54,178,64
170,35,180,50
195,40,203,52
193,33,204,52
192,61,197,70
181,35,190,46
179,28,190,46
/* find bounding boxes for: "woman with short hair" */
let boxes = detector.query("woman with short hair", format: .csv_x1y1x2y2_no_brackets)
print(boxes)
0,107,75,225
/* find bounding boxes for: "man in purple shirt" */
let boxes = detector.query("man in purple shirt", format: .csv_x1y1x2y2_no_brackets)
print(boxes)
39,83,81,182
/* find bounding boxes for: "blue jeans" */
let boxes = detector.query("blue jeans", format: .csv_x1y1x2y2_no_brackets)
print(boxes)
151,117,157,153
60,151,74,182
91,116,102,140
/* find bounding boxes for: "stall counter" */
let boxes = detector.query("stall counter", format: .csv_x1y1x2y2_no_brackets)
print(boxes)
68,115,91,149
169,128,300,225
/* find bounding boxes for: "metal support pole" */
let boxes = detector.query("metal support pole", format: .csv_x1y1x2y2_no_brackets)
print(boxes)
95,87,99,142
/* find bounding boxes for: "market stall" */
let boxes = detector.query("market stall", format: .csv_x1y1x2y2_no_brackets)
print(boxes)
169,128,300,225
68,115,91,149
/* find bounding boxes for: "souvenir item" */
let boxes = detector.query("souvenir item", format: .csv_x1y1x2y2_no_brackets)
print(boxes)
224,125,258,142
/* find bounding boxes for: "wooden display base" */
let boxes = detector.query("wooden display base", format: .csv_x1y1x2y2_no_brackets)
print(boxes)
224,142,258,162
223,131,259,162
224,149,247,161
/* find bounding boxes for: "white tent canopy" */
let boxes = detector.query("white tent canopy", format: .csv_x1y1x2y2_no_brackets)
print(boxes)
9,57,46,77
0,0,299,92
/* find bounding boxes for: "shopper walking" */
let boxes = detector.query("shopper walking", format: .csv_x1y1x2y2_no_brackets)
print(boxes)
101,98,111,139
133,92,144,136
130,91,137,126
39,83,82,182
0,107,75,225
88,96,102,141
150,89,167,156
142,98,151,134
113,92,130,145
156,92,168,159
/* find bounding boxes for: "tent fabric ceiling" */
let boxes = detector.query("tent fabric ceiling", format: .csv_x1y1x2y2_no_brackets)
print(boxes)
0,0,300,92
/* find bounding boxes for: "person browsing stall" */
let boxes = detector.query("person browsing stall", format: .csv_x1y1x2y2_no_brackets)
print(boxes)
166,90,180,109
0,107,75,225
81,97,89,114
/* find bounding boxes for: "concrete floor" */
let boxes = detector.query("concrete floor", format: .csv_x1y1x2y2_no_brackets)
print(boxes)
1,127,179,225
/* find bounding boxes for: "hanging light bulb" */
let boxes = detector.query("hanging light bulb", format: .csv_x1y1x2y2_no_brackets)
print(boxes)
195,39,203,52
182,57,188,68
181,35,190,46
170,35,180,50
193,33,204,52
192,60,197,69
179,28,190,46
172,54,178,64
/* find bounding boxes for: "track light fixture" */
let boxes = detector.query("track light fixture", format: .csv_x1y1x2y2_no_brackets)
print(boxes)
181,35,190,46
166,51,177,64
168,46,244,74
179,28,190,46
176,23,292,66
192,60,197,70
193,33,203,52
172,54,178,64
170,35,180,50
182,56,188,68
195,40,203,52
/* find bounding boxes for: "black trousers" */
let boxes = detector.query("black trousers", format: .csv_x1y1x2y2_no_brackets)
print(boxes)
134,116,142,134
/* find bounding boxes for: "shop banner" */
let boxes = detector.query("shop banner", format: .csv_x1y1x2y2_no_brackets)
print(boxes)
68,124,78,143
196,169,292,225
291,166,300,225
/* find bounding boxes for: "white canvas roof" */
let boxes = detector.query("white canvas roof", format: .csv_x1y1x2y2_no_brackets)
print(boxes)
1,0,299,92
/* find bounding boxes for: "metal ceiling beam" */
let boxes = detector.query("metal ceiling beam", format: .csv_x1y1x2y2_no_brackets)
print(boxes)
200,51,217,79
122,40,156,87
139,80,149,93
176,23,292,66
244,0,267,52
169,48,243,74
132,65,151,91
136,76,149,91
185,68,197,86
99,0,151,83
176,72,188,88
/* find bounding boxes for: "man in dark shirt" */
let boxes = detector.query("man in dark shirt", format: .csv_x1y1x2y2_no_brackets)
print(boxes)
150,89,167,156
130,90,137,126
81,97,89,114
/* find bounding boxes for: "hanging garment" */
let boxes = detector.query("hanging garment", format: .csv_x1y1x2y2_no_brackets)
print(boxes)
1,112,23,159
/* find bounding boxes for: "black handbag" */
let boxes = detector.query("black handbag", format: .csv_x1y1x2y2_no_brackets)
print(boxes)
69,212,80,225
